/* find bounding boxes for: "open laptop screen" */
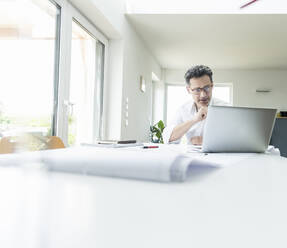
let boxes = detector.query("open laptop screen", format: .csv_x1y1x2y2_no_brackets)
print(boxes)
202,106,277,153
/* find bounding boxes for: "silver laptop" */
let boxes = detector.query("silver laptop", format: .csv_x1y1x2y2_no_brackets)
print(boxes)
202,106,277,153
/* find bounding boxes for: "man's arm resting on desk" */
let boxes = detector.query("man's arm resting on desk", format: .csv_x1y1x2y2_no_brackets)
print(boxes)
169,107,207,143
190,136,202,145
169,119,197,142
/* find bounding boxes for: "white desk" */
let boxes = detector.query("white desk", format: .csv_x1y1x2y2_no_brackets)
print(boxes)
0,153,286,248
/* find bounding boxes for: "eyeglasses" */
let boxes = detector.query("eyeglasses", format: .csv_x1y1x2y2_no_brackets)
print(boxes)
190,84,213,95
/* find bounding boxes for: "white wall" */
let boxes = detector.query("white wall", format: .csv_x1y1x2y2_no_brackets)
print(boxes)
215,69,287,111
120,21,162,141
70,0,162,142
103,40,124,140
164,69,287,111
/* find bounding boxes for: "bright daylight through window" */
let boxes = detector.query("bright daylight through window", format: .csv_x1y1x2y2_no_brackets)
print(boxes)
0,0,60,138
68,20,105,146
166,84,233,124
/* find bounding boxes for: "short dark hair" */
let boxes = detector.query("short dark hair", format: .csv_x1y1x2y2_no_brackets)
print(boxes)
184,65,213,85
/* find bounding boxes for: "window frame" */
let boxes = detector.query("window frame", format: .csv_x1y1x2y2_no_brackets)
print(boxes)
51,0,62,136
53,0,108,145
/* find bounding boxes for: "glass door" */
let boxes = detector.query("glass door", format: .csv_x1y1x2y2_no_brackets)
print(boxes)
68,20,104,146
0,0,60,138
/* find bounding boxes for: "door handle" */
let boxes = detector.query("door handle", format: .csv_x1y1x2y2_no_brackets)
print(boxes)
63,100,75,116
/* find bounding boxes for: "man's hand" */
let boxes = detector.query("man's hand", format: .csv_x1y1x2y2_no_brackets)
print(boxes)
191,136,203,145
193,106,208,123
168,107,207,143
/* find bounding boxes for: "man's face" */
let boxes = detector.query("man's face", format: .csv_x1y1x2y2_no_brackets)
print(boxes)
186,75,213,108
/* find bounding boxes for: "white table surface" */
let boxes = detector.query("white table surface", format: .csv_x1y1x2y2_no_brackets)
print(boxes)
0,152,286,248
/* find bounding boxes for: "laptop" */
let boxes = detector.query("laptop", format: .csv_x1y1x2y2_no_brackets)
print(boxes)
202,106,277,153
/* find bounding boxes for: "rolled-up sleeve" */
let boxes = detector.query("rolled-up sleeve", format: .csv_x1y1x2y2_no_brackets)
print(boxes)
163,110,182,144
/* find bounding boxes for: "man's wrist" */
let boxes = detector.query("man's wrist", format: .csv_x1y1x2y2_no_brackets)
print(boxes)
191,116,199,124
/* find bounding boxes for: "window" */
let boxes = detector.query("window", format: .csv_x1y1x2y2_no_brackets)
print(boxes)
213,83,233,106
68,20,105,146
166,85,191,124
0,0,60,137
166,83,233,124
0,0,108,146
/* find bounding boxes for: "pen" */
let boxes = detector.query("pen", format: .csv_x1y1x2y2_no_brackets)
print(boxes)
240,0,259,9
143,146,159,149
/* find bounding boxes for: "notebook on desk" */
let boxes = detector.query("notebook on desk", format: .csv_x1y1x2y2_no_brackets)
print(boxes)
97,140,137,144
82,141,143,148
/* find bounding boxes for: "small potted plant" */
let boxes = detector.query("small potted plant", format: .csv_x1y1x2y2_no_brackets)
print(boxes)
150,120,165,143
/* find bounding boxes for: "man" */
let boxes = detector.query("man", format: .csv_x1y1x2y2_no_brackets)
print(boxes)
163,65,228,145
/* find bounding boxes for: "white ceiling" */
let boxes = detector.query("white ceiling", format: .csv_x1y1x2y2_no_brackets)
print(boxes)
126,0,287,14
126,14,287,69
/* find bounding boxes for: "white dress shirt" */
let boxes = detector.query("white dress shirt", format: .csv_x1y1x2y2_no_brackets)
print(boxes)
163,98,229,144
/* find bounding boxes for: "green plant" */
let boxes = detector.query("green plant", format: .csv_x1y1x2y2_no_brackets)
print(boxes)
150,120,165,143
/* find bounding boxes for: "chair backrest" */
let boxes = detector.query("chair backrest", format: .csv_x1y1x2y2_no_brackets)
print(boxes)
46,136,65,149
0,137,16,154
0,135,65,154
